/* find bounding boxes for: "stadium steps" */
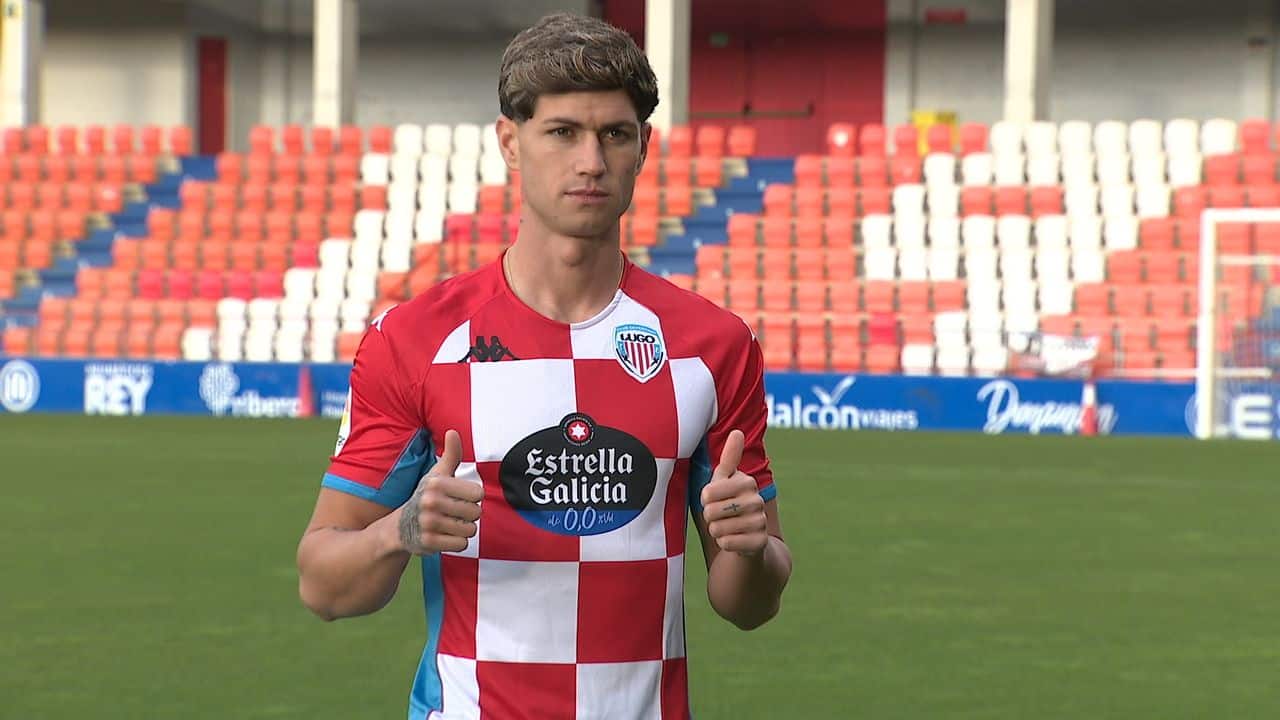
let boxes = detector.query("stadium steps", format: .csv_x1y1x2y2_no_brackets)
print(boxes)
645,158,793,277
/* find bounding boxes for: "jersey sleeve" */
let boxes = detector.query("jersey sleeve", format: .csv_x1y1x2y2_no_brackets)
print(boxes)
689,320,776,513
322,319,432,509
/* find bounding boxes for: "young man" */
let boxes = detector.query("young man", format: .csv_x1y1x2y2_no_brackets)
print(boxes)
296,12,792,719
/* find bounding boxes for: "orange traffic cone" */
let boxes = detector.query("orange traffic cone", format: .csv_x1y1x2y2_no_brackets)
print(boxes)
1080,379,1098,437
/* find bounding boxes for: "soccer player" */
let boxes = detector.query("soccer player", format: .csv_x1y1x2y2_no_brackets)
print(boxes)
296,12,792,719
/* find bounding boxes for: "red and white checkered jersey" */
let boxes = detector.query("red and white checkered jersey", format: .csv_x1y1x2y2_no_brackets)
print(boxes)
323,255,776,720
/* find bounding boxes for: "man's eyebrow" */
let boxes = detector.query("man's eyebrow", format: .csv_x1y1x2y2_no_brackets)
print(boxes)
542,117,636,131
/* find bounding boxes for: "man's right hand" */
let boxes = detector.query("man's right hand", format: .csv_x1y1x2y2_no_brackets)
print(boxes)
395,429,483,555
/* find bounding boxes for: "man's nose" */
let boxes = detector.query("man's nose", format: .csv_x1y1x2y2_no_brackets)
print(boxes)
574,134,606,177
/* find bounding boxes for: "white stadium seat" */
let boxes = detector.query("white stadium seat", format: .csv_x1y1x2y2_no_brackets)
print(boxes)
934,312,969,348
961,153,994,186
1201,118,1238,156
283,268,317,301
417,183,448,216
923,153,957,188
963,247,999,281
1061,153,1095,188
481,122,500,155
861,215,893,250
1128,119,1163,158
1058,121,1093,156
1135,184,1171,218
1131,152,1167,186
892,184,926,218
971,346,1009,376
216,297,247,324
1034,215,1069,251
340,298,371,331
962,215,996,251
1104,215,1139,251
216,327,245,362
309,297,341,324
345,270,378,304
453,123,482,157
863,246,897,280
419,153,450,189
1004,310,1040,338
993,153,1026,185
393,123,423,155
1071,248,1106,283
309,333,337,363
935,344,971,377
247,298,279,327
243,327,275,362
273,329,307,363
996,215,1032,251
900,344,935,376
390,153,420,183
1167,153,1203,187
898,246,928,280
181,327,214,362
1035,247,1072,284
1000,249,1034,284
1001,281,1037,313
989,121,1024,156
968,311,1003,349
1099,184,1135,217
424,123,452,156
381,238,412,273
449,153,480,183
447,182,479,213
926,185,959,218
1026,153,1060,186
415,208,446,243
1024,121,1058,158
278,297,310,325
1096,153,1131,186
349,238,382,274
319,239,352,270
895,214,926,249
1037,280,1074,316
927,246,959,280
927,216,960,250
1163,118,1199,157
387,181,418,212
353,209,386,243
314,267,348,302
360,153,390,185
384,207,416,242
480,154,509,185
1069,215,1103,250
1093,121,1128,157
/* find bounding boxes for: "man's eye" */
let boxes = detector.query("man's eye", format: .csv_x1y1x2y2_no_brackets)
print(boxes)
607,129,630,140
550,127,572,138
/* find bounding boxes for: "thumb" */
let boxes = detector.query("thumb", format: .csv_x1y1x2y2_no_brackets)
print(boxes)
714,429,744,480
433,429,463,477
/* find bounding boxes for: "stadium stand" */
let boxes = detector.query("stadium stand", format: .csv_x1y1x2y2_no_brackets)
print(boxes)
3,117,1277,380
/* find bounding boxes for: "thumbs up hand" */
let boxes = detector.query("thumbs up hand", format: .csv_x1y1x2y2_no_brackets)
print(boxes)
397,429,484,555
700,429,768,557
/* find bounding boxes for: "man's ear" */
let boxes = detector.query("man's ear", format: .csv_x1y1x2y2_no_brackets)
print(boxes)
636,122,652,176
496,115,520,171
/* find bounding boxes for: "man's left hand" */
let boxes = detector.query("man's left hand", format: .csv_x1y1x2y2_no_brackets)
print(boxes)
700,429,768,557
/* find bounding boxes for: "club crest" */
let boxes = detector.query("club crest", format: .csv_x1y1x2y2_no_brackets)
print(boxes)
613,323,666,383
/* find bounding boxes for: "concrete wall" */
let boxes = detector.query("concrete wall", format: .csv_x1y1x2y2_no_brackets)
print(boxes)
884,0,1276,128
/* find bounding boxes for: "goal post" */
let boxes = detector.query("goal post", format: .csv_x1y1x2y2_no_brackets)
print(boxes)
1195,208,1280,439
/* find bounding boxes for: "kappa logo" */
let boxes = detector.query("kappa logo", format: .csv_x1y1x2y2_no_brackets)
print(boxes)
371,305,396,332
613,323,666,383
458,336,520,363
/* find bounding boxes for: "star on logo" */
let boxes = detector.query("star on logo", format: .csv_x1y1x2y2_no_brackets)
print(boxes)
567,420,590,443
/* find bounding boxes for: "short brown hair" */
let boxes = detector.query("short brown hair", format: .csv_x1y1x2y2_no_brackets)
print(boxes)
499,13,659,123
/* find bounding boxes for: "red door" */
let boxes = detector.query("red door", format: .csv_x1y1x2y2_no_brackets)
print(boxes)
197,37,227,155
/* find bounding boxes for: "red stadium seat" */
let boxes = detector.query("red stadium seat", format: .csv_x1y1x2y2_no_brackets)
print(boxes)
1240,118,1271,154
1173,186,1207,218
958,123,989,154
960,186,994,216
1248,184,1280,207
311,126,335,156
340,125,364,155
858,124,886,157
892,125,919,157
169,126,193,156
888,155,921,184
1139,217,1176,251
793,155,823,188
1242,155,1276,185
140,125,164,156
111,124,135,156
1029,186,1064,216
666,126,693,157
857,156,887,186
826,123,857,157
695,125,725,158
368,125,393,154
925,124,952,153
727,125,757,157
995,186,1028,215
1203,154,1240,186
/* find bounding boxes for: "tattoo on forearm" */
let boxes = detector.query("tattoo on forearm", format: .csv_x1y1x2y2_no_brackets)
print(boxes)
398,488,424,550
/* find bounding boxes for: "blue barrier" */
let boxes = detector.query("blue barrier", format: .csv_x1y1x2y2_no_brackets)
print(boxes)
0,355,1241,439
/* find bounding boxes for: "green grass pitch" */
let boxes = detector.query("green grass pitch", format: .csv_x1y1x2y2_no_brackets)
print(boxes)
2,415,1279,719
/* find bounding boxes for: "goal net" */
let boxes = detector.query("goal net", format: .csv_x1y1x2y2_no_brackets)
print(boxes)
1195,208,1280,439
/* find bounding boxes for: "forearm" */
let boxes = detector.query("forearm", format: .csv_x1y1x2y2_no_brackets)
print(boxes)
297,512,411,621
706,535,792,630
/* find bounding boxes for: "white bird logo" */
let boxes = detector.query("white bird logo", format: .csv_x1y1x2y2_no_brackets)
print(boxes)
812,376,856,407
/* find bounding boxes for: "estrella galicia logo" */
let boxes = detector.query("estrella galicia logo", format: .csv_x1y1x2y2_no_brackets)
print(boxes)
500,412,657,536
458,335,520,363
613,323,665,383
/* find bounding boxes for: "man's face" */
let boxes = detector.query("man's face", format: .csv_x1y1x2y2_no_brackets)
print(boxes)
498,90,649,240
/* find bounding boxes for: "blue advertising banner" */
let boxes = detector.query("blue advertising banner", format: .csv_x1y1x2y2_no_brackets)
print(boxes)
0,355,1244,439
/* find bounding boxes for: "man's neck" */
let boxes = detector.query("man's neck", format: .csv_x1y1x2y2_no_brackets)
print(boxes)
505,219,626,325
